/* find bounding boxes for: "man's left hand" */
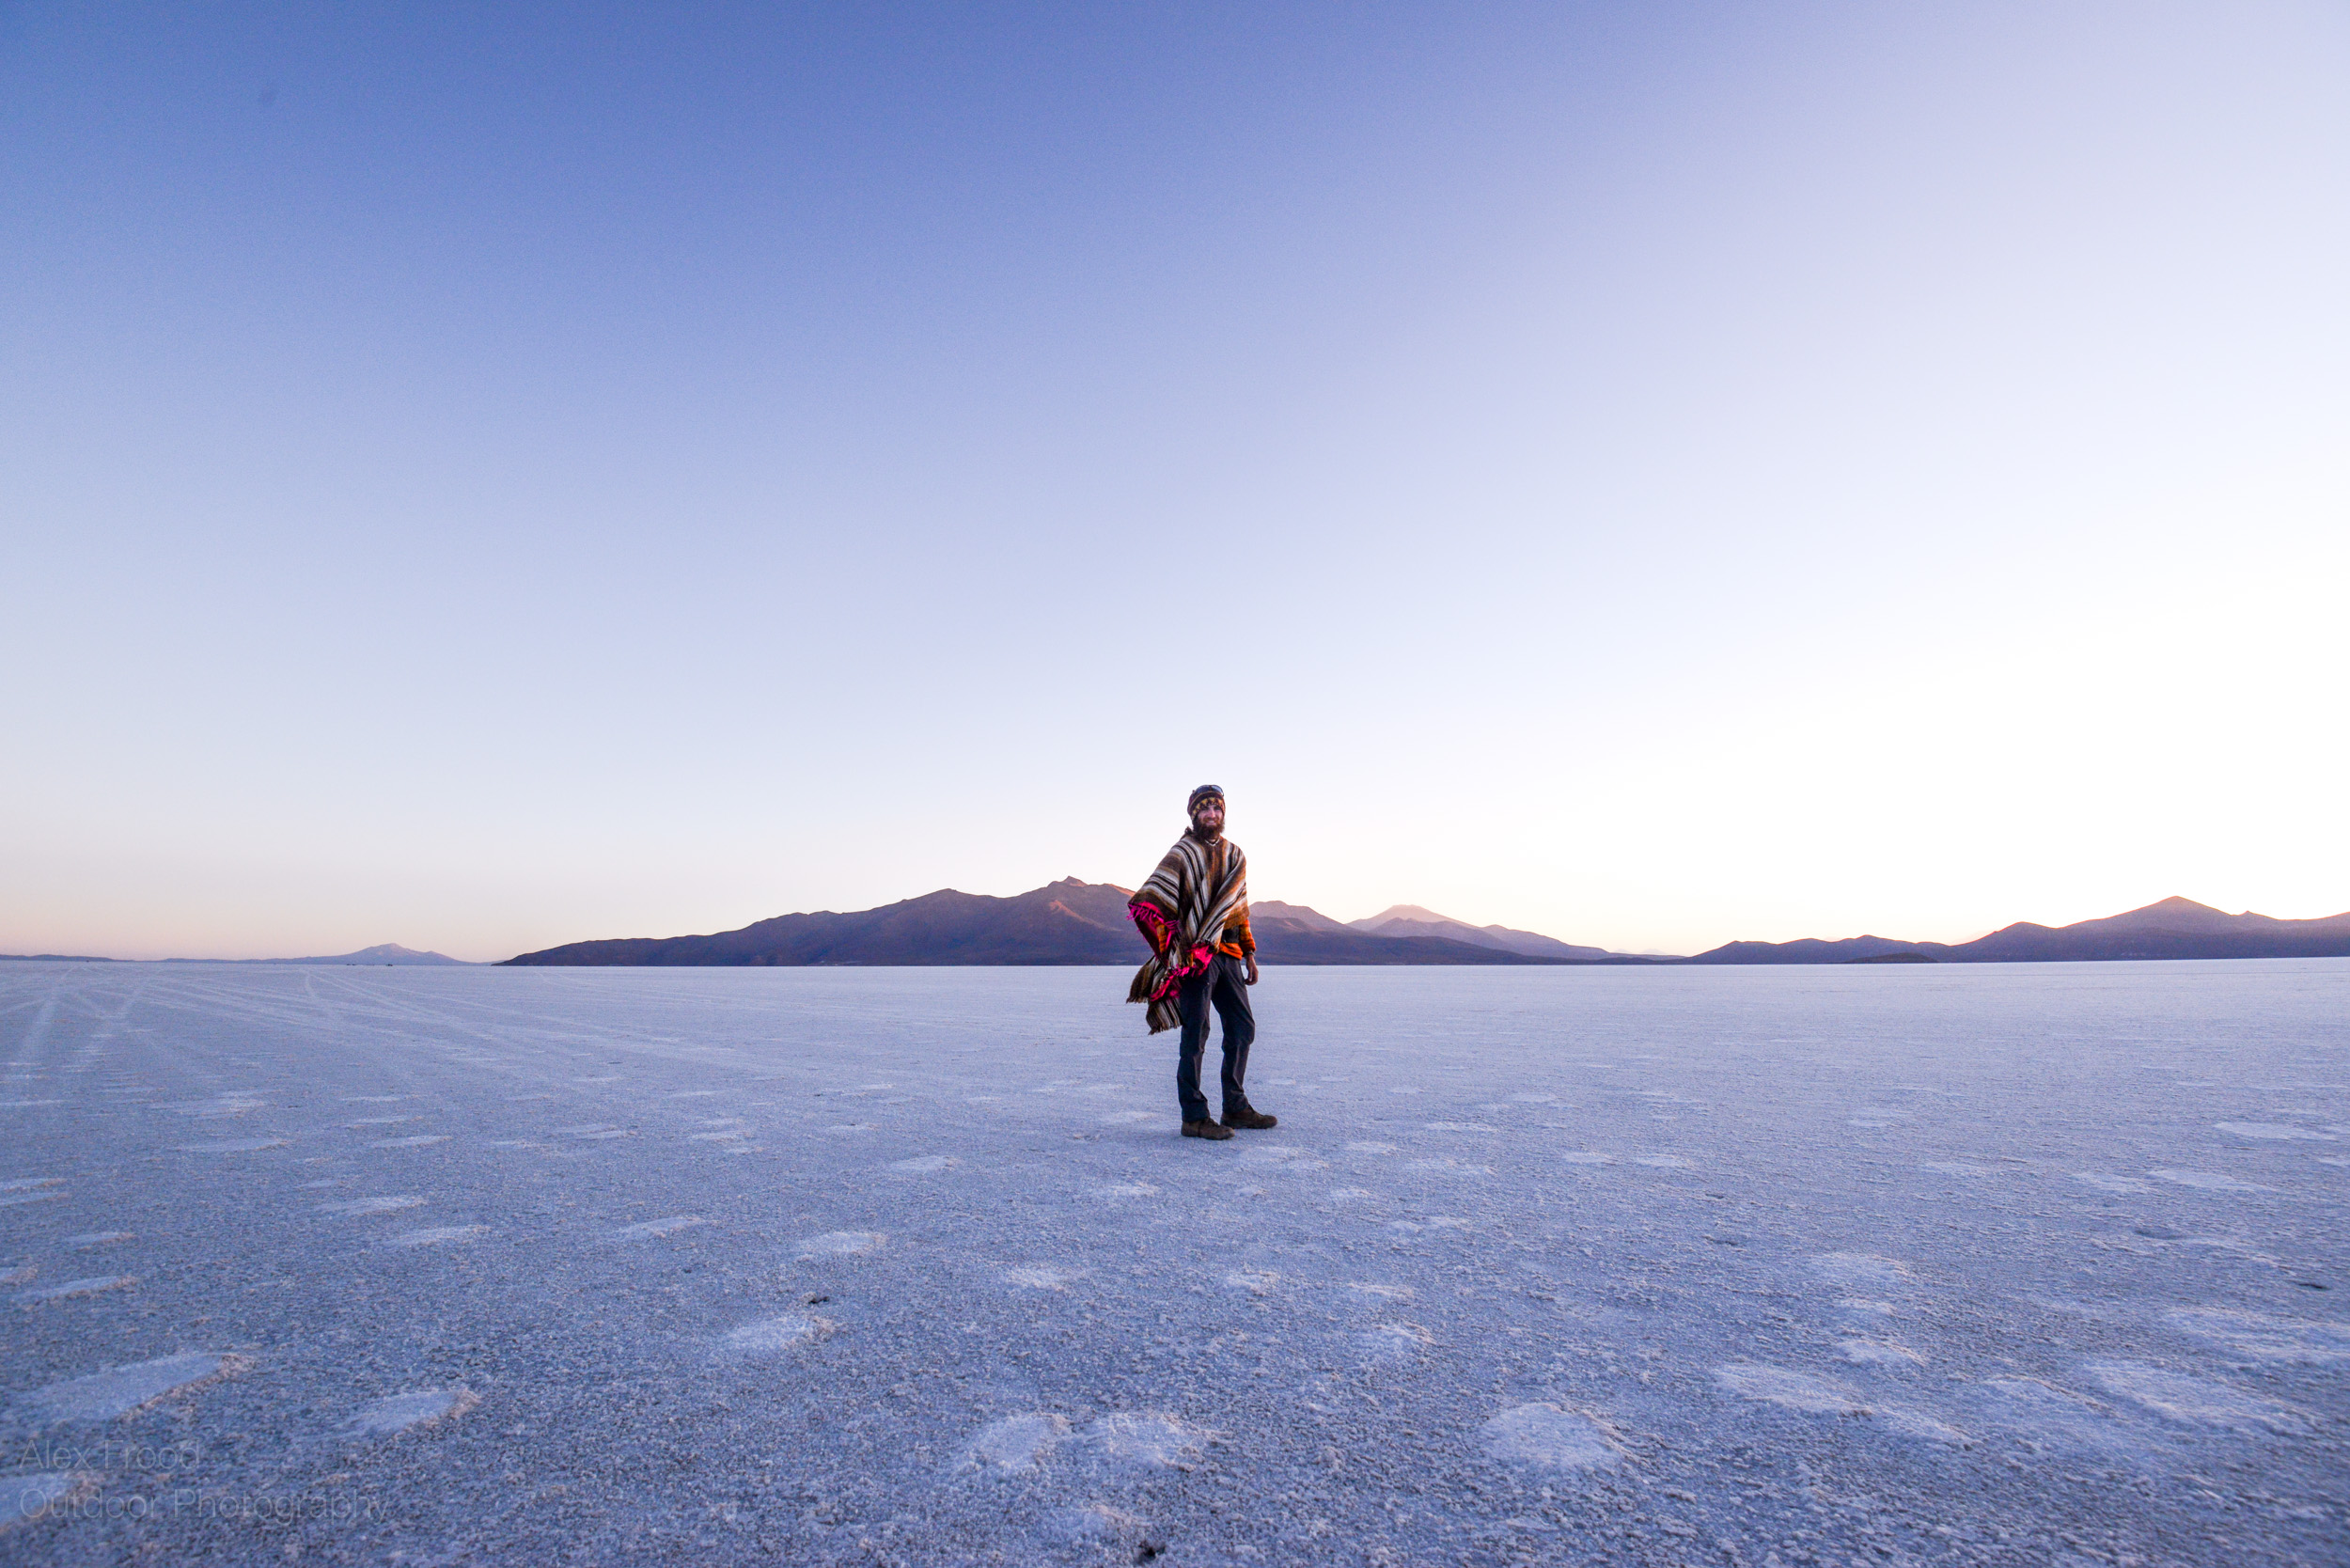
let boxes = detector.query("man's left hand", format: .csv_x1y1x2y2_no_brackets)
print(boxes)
1244,956,1259,986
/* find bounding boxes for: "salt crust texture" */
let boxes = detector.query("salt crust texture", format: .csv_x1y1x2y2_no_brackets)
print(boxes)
0,960,2342,1563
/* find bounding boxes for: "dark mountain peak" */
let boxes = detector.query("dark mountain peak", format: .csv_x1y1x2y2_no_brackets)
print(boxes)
2069,897,2263,934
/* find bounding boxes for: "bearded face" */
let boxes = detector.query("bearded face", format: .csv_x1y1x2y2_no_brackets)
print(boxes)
1190,795,1226,839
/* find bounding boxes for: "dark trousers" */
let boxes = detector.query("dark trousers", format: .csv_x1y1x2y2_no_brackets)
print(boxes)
1176,954,1254,1122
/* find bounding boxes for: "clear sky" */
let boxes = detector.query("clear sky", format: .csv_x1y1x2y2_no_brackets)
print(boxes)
5,3,2345,962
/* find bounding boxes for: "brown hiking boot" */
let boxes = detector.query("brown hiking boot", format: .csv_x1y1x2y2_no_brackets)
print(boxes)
1220,1105,1277,1130
1181,1119,1234,1140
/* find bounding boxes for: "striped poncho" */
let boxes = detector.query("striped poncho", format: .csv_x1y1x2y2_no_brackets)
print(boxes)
1125,833,1253,1034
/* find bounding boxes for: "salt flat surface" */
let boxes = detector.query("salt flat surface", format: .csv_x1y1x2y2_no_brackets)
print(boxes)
0,960,2343,1564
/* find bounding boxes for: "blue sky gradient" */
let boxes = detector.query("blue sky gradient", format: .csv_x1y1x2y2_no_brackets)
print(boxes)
6,3,2345,959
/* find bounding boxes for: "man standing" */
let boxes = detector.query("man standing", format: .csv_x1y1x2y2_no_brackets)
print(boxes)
1127,785,1278,1140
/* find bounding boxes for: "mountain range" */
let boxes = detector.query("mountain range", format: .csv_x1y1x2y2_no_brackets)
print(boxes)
1682,896,2350,964
15,894,2339,969
503,886,2348,967
0,944,472,965
502,880,1644,968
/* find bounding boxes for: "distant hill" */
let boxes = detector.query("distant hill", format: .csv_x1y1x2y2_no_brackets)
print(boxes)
1684,897,2350,964
243,944,474,966
8,945,470,964
1249,901,1355,934
1685,933,1950,964
1348,903,1616,961
1252,914,1585,967
503,880,1615,967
